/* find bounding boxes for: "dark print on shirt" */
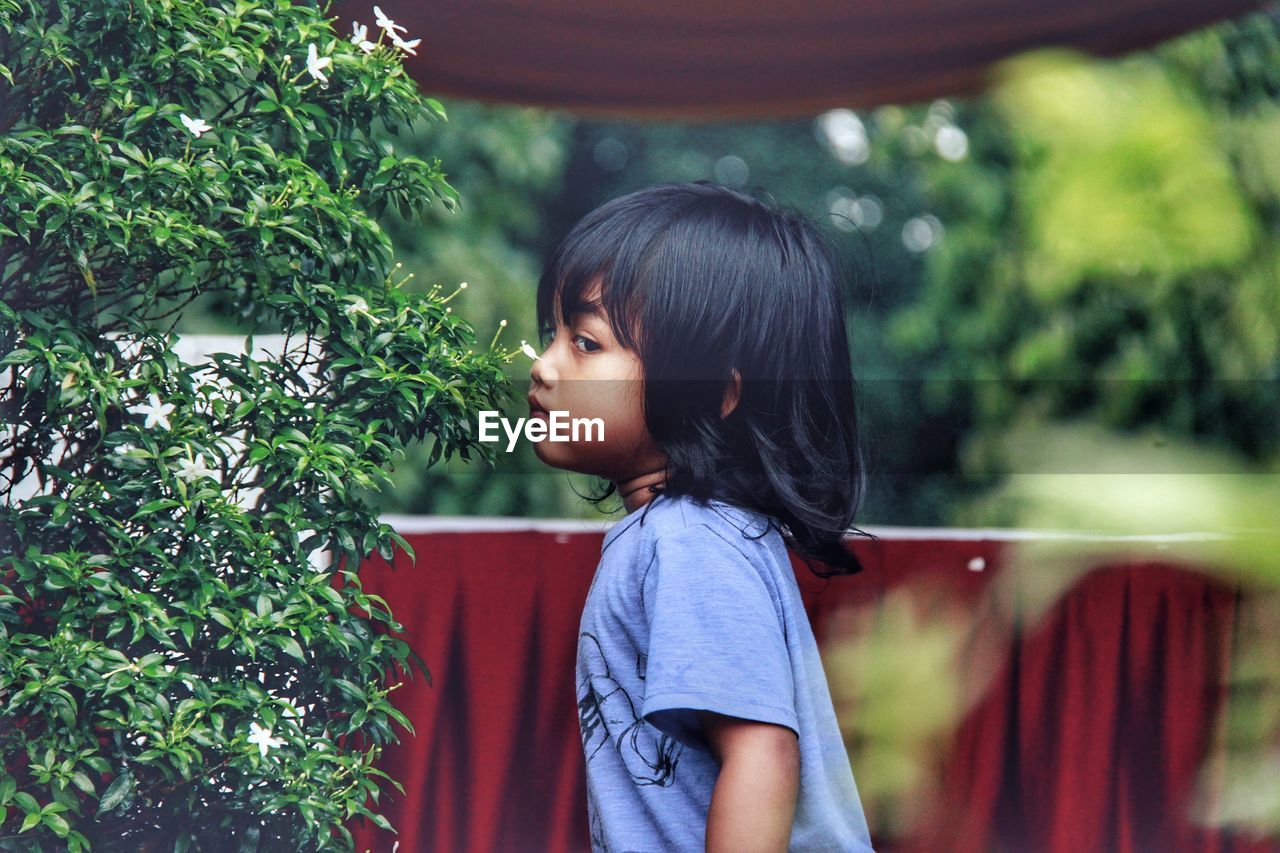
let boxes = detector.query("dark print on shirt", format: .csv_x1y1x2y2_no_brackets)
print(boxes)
577,631,682,787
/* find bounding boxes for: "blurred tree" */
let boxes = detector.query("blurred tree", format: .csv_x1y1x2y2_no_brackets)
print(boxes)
888,9,1280,526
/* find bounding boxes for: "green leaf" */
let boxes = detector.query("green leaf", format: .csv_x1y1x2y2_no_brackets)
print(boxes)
277,636,305,661
384,704,414,735
390,531,415,564
97,770,135,813
337,527,356,556
134,499,179,519
43,812,71,837
332,679,366,702
69,771,95,795
117,140,147,164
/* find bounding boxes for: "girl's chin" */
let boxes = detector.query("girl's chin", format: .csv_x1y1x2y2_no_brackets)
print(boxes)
540,457,631,489
532,441,599,476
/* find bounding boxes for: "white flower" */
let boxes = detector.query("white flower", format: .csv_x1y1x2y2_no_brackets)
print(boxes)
179,114,212,138
138,393,176,430
520,340,541,361
247,722,285,758
173,452,216,484
373,4,408,37
277,700,304,720
390,34,421,56
351,21,376,53
306,43,332,83
344,296,374,319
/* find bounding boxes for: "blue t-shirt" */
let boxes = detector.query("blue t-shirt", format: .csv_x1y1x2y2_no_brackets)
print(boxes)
575,492,875,852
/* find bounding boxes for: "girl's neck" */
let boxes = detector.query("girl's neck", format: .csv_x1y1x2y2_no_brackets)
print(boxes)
615,469,668,513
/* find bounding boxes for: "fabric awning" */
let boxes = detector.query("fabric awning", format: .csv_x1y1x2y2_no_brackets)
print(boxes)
333,0,1270,120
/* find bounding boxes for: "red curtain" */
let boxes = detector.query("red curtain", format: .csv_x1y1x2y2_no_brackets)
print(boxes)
347,525,1280,853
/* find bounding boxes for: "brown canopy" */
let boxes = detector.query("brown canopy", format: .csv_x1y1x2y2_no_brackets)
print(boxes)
334,0,1269,121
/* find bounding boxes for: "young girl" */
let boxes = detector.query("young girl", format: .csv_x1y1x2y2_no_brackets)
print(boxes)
528,181,876,852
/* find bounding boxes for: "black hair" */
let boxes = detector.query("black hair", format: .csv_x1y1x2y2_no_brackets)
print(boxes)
536,180,876,577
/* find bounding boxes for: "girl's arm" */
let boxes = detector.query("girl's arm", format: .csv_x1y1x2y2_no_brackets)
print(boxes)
698,710,800,852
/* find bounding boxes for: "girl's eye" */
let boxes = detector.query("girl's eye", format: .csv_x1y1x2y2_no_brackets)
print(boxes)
572,334,601,353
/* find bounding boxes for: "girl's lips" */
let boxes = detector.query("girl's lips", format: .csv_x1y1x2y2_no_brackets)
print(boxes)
526,393,549,413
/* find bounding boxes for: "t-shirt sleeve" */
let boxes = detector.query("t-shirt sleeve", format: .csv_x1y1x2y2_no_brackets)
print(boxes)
639,522,799,753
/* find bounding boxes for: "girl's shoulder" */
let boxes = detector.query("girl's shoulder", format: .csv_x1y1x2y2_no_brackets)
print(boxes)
638,493,779,556
637,495,796,605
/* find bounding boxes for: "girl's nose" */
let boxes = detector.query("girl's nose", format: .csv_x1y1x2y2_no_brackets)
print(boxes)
530,342,556,386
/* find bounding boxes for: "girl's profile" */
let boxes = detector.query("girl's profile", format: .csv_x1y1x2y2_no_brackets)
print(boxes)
531,180,877,851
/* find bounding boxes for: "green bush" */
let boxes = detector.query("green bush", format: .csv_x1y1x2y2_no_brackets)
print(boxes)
0,0,511,848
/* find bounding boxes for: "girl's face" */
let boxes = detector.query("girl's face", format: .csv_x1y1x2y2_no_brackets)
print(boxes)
528,280,667,485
